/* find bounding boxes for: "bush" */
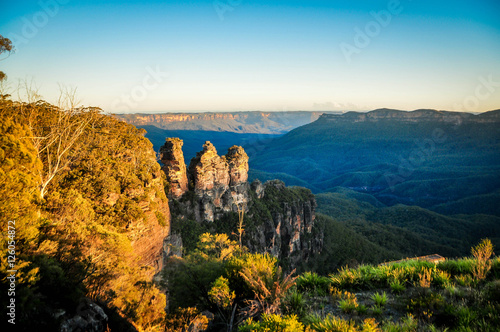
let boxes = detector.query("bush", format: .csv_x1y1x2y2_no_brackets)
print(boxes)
381,314,417,332
361,318,380,332
432,270,451,288
371,292,387,306
407,291,445,322
390,279,406,294
370,305,383,317
239,314,304,332
297,272,330,295
339,297,358,313
418,268,433,288
483,280,500,302
237,253,297,317
164,307,211,332
304,314,358,332
455,274,474,287
283,290,306,317
208,276,235,310
471,238,494,280
438,258,475,276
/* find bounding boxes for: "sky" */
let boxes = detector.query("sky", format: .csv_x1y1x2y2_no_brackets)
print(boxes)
0,0,499,113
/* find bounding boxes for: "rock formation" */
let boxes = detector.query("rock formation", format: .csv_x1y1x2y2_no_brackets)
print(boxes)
226,145,249,185
60,298,108,332
188,141,230,192
160,138,188,198
161,139,322,266
246,180,320,266
186,141,249,222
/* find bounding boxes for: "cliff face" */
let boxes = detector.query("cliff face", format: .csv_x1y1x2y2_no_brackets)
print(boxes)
246,180,320,266
115,111,327,134
105,136,171,274
161,139,321,265
126,164,171,273
160,138,189,198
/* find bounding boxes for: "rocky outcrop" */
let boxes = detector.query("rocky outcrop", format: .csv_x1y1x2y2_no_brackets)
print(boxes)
162,139,322,266
186,141,249,222
60,298,108,332
188,141,230,192
246,180,320,266
160,138,189,198
226,145,249,186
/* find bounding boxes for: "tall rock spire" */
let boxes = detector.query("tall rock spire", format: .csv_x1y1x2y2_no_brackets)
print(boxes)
226,145,249,186
159,138,188,198
188,141,230,192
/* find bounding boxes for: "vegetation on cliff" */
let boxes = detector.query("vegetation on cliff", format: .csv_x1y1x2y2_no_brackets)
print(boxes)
0,94,170,331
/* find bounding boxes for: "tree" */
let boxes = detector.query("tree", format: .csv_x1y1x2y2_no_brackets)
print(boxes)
0,35,13,81
17,89,101,199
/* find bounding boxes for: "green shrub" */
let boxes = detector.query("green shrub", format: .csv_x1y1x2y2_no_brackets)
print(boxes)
483,280,500,302
390,279,406,294
381,314,417,332
370,305,383,316
455,274,474,287
334,290,358,313
356,304,368,315
284,290,306,317
339,298,358,313
304,314,358,332
490,257,500,279
432,270,451,288
371,292,387,306
438,258,475,276
444,284,463,298
407,291,445,321
297,272,330,295
239,314,304,332
237,253,297,317
455,306,478,328
208,276,235,309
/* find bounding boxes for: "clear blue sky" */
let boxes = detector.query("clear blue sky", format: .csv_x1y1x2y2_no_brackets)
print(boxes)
1,0,499,113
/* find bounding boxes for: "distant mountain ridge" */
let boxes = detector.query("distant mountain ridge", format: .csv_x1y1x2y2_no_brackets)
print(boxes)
114,111,338,134
318,108,500,123
247,108,500,216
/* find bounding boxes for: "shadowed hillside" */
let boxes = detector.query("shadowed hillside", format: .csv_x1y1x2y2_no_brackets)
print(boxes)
247,109,500,216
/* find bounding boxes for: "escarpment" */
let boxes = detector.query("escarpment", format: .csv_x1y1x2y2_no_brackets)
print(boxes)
160,138,322,266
